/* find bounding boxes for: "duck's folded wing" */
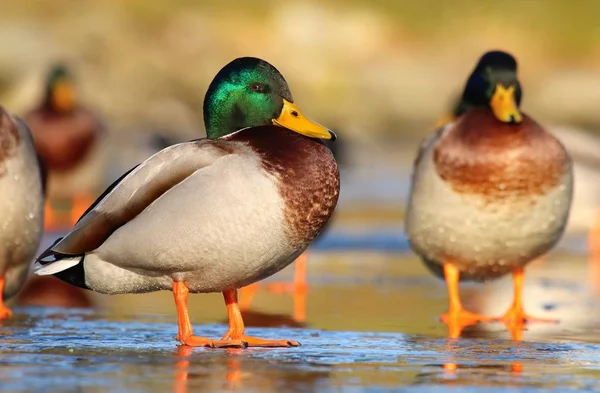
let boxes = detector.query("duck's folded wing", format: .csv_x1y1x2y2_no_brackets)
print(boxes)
41,140,232,258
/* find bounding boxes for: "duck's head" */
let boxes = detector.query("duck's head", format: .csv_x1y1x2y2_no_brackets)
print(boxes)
44,64,75,113
455,51,522,124
203,57,335,140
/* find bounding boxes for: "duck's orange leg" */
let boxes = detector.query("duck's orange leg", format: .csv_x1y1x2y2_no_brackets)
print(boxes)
498,267,558,324
292,280,307,323
220,289,300,347
0,276,12,319
239,283,259,311
440,263,493,329
173,281,246,348
267,252,309,294
293,252,308,291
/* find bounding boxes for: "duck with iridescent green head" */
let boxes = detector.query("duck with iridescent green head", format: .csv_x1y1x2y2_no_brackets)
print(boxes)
34,57,340,348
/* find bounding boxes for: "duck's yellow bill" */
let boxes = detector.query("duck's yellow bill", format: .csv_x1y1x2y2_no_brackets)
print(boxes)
273,99,336,140
52,80,75,112
490,84,522,124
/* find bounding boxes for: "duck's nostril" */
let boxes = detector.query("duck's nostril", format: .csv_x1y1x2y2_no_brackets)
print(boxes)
291,111,299,118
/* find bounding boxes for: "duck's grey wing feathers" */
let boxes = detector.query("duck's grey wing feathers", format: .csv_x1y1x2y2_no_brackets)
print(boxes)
42,140,232,258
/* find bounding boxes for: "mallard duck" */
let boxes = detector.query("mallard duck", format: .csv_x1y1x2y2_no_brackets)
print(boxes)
405,51,573,331
33,57,339,348
0,106,45,318
23,64,105,228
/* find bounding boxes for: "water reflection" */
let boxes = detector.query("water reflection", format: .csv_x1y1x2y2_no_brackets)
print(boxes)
171,345,331,393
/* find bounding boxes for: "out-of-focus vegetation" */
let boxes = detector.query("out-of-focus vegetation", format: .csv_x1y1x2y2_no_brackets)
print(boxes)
0,0,599,143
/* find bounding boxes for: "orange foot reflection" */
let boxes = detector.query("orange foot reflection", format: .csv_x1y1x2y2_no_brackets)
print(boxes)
173,346,192,393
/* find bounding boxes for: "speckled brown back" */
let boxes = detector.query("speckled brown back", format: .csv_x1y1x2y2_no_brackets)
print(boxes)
433,108,569,202
0,107,21,176
230,126,340,248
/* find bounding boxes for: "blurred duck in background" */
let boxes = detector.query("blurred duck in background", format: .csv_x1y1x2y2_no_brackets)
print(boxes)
23,64,106,230
405,50,573,338
0,107,45,318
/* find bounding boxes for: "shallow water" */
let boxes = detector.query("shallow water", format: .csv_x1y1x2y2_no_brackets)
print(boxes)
4,233,600,392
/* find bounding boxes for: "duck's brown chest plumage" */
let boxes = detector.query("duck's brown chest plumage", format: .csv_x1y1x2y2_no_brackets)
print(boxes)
433,109,569,204
230,126,340,249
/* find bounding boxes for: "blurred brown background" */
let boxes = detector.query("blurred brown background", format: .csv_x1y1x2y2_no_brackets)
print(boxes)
2,0,599,145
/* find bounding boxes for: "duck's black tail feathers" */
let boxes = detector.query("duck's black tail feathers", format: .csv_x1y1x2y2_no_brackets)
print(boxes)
33,237,89,289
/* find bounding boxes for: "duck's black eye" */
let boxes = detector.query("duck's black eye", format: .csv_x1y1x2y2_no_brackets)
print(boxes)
250,82,266,93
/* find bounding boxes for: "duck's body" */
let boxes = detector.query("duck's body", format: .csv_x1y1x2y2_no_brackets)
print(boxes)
46,127,338,295
406,51,573,335
408,109,572,281
35,57,339,348
0,108,45,316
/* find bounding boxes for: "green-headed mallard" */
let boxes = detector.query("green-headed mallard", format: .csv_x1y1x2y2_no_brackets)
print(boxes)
0,106,45,318
33,57,339,348
23,64,105,228
405,51,573,331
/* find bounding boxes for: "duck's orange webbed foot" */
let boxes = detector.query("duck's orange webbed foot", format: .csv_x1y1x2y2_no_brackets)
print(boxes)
497,306,558,325
221,331,300,348
495,267,559,326
173,281,247,349
177,334,247,349
440,309,494,325
441,309,494,339
222,289,301,348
